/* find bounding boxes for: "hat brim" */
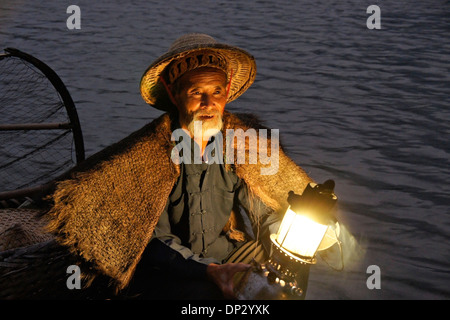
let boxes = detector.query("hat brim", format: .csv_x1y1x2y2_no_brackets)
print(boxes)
140,43,256,111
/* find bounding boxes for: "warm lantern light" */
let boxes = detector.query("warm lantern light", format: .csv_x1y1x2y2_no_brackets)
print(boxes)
262,180,338,298
271,180,338,264
236,180,341,300
273,206,330,260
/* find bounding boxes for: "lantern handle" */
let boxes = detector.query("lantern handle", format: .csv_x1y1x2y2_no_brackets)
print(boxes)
318,179,335,193
287,179,338,224
288,179,336,202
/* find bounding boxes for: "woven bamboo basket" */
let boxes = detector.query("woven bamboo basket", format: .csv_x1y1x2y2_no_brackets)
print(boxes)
0,208,111,299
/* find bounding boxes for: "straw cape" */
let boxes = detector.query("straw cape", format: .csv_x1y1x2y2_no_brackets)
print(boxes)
42,111,313,293
0,114,313,298
140,33,257,111
0,34,313,298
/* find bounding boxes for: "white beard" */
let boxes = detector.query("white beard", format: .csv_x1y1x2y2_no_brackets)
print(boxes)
186,109,223,140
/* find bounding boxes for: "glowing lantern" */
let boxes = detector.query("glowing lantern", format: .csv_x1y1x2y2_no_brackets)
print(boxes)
236,180,341,300
262,180,339,298
272,180,338,263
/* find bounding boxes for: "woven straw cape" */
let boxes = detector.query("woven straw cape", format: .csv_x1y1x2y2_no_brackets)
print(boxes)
140,33,257,111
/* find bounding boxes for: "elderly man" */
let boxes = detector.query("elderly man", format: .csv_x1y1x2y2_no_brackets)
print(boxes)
46,34,316,299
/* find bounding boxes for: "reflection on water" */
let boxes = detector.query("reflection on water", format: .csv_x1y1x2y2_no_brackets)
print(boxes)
0,0,449,299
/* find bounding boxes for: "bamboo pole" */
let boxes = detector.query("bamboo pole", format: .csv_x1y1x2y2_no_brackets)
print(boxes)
0,123,72,131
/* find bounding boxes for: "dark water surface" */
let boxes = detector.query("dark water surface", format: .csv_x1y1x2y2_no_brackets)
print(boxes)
1,0,449,299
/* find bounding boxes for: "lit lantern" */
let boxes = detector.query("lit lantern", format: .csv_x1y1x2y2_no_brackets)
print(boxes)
271,179,338,264
261,180,339,298
236,180,341,300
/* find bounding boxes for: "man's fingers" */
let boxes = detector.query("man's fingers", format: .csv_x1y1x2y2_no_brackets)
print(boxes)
231,262,251,273
207,263,253,299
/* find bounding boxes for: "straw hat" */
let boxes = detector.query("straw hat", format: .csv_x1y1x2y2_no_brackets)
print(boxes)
140,33,257,111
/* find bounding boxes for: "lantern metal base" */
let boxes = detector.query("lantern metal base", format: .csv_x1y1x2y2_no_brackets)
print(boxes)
235,237,313,300
269,234,317,265
235,259,311,300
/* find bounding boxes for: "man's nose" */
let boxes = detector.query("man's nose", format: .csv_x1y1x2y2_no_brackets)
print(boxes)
200,93,214,108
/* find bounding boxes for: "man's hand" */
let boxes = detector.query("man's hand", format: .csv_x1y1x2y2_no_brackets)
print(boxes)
206,263,251,299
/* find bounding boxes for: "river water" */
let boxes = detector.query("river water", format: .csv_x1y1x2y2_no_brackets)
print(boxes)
0,0,449,300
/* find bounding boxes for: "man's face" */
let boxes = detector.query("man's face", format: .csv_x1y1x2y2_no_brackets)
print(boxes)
173,67,228,138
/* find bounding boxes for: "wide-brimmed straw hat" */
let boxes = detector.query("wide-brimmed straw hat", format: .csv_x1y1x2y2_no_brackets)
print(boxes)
140,33,257,111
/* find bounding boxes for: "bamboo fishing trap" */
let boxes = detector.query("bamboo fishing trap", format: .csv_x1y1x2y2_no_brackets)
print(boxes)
0,48,106,299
